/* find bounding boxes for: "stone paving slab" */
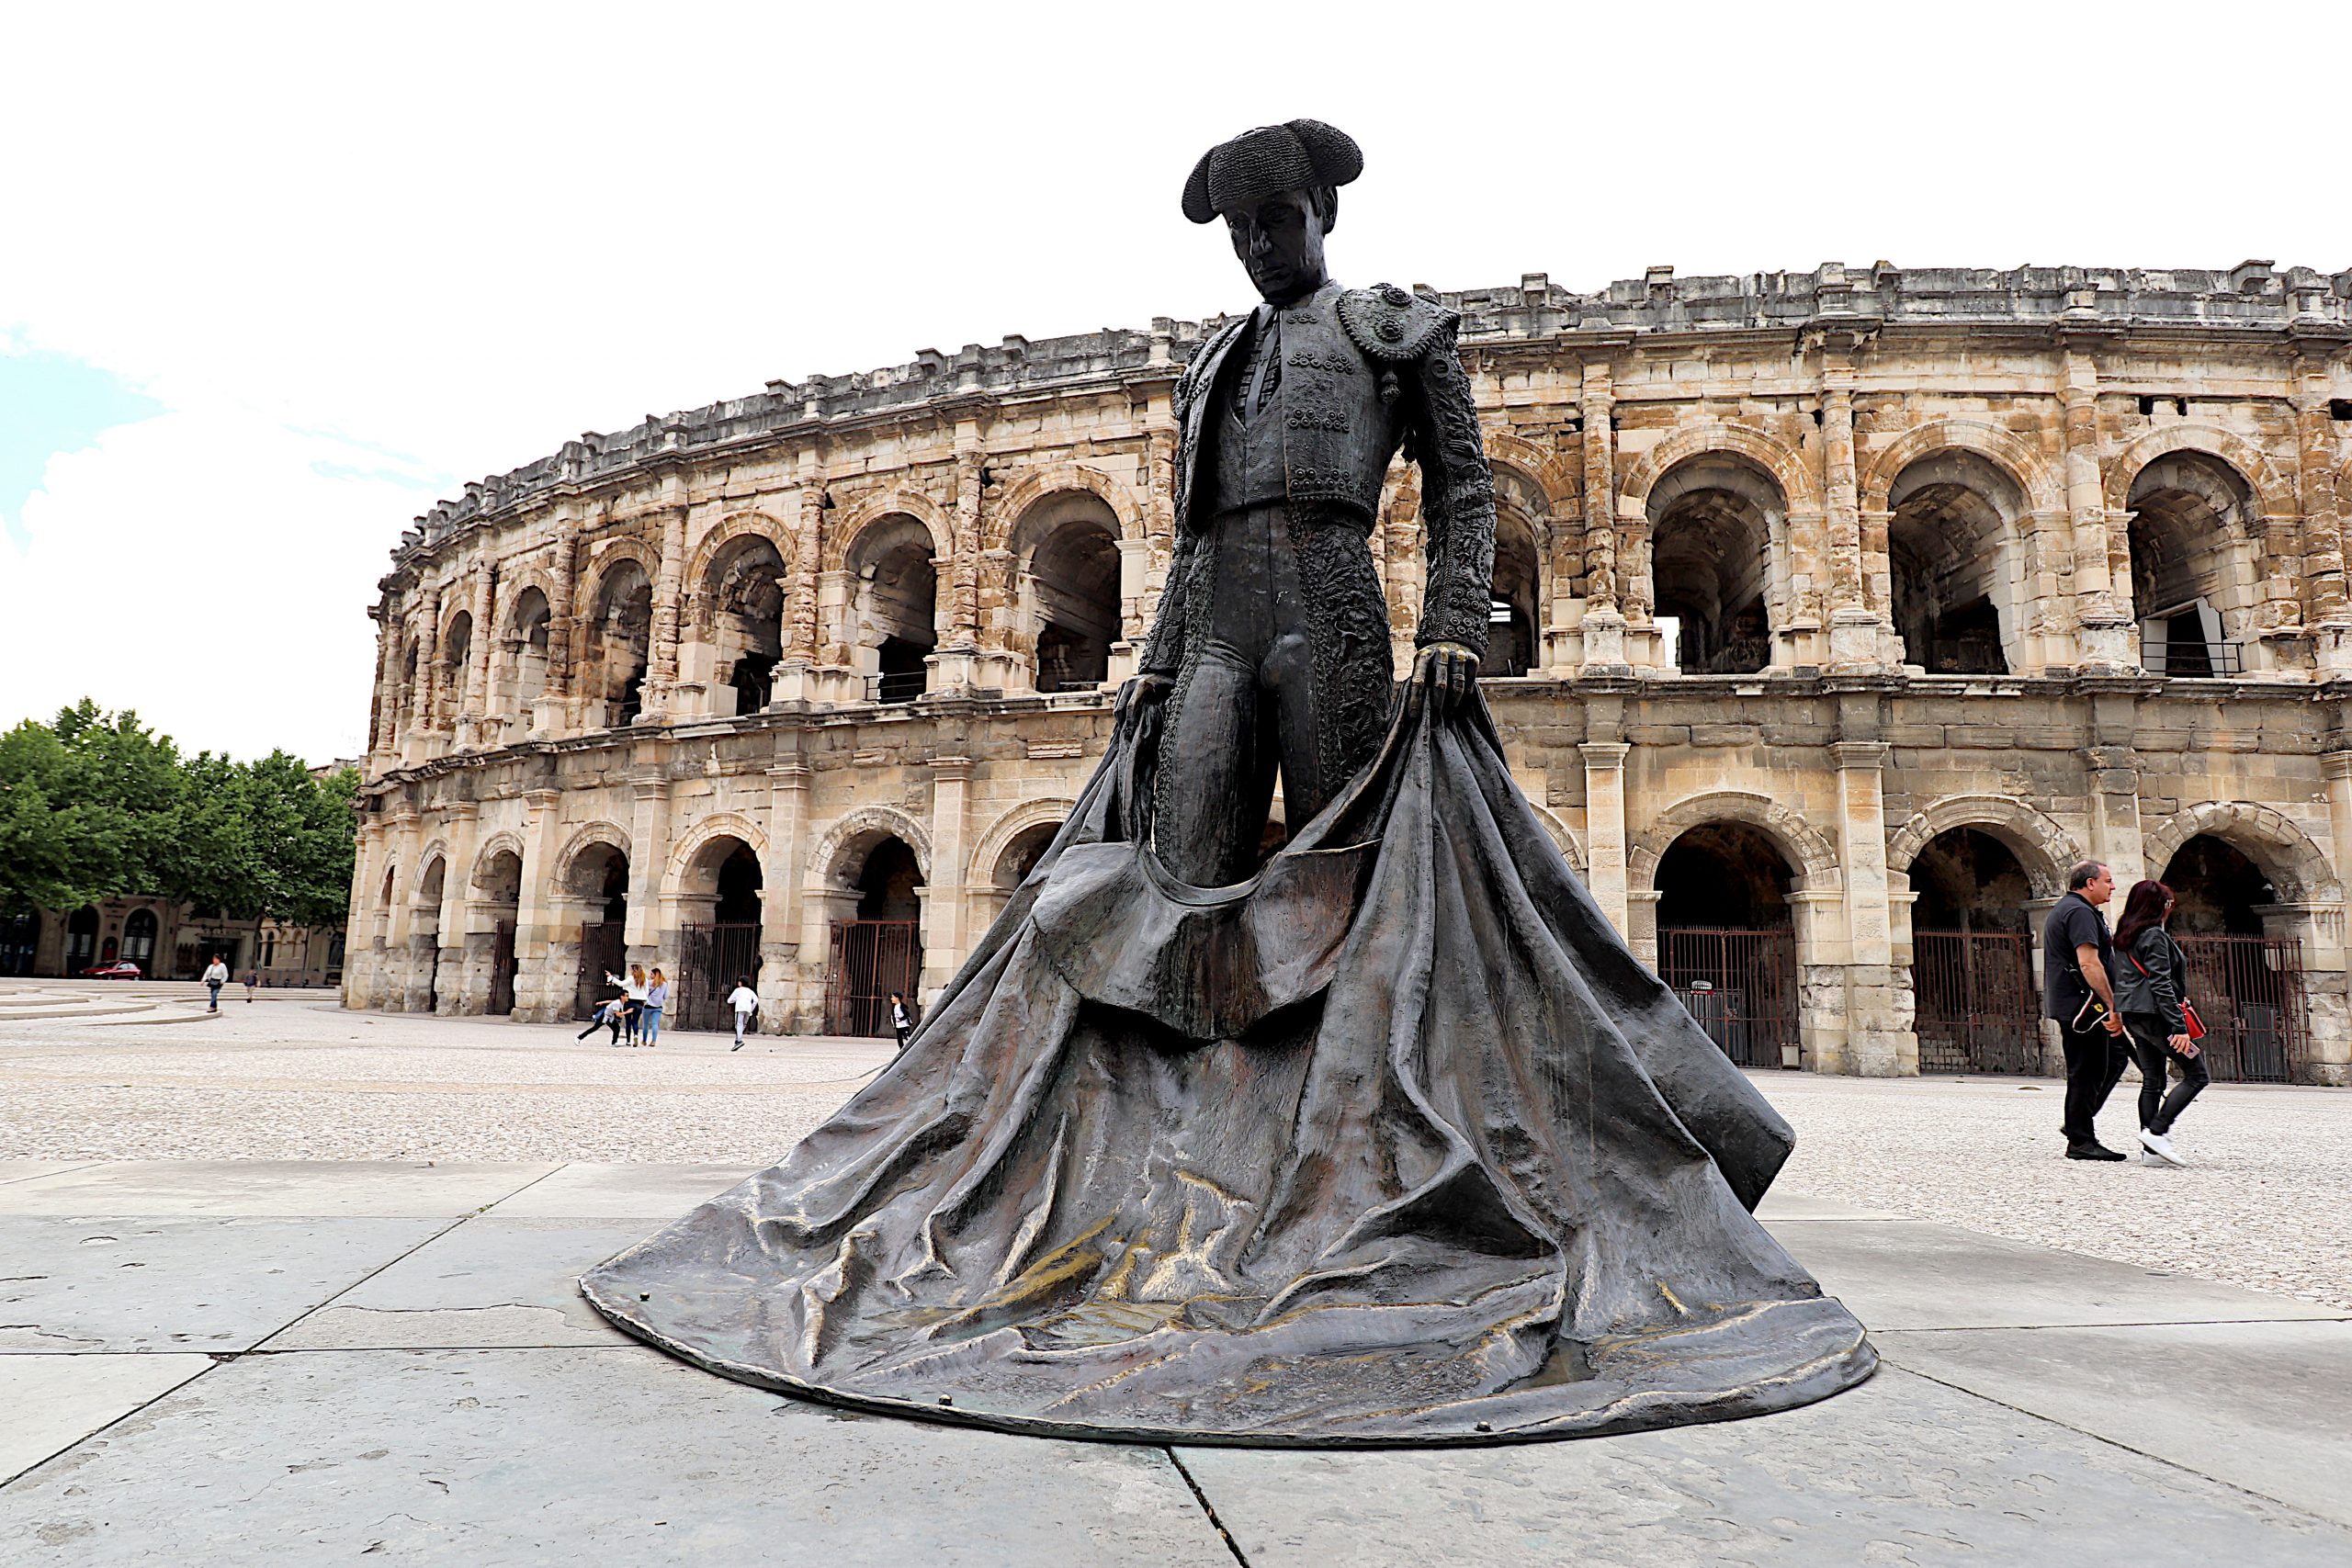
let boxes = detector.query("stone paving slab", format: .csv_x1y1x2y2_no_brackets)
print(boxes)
0,1163,102,1187
0,1161,559,1218
266,1218,650,1350
481,1161,754,1219
1768,1218,2348,1329
0,1217,447,1353
0,1347,1238,1568
1175,1365,2352,1567
1750,1190,1898,1222
0,1355,209,1484
1875,1320,2352,1529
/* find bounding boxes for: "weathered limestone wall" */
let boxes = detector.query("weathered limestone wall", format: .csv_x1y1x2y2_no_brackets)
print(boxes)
346,262,2352,1084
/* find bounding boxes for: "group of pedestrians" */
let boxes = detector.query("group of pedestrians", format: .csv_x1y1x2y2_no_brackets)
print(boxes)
2041,859,2210,1166
578,964,671,1046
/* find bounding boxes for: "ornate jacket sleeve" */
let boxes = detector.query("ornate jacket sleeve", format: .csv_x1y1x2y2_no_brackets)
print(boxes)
1410,325,1497,657
1137,529,1198,676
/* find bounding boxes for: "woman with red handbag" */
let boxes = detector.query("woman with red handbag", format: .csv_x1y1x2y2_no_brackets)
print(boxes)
2112,880,2208,1167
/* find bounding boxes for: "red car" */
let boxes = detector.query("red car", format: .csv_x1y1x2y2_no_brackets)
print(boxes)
81,961,141,979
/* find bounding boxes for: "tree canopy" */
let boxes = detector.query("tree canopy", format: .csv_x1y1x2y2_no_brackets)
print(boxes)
0,701,357,924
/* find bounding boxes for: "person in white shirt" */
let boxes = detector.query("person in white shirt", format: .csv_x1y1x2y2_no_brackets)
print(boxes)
889,991,917,1052
201,956,228,1013
727,977,760,1051
606,965,650,1045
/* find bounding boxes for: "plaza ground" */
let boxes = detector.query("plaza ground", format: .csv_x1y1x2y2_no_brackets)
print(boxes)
3,981,2348,1562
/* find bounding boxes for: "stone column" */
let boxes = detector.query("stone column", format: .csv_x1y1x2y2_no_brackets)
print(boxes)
1822,376,1884,671
773,467,828,705
514,787,565,1021
643,486,688,717
539,515,580,734
367,603,400,761
624,771,672,970
1579,740,1630,938
759,761,810,1033
460,562,497,748
1577,359,1627,672
2060,357,2133,669
1829,739,1907,1074
411,585,444,753
2085,755,2146,889
435,802,479,1015
2294,367,2352,670
924,756,973,998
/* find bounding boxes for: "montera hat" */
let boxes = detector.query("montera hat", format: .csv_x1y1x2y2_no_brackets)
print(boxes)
1182,119,1363,224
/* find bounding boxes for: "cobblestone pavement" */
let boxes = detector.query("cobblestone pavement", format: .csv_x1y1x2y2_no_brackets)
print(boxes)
4,984,2346,1311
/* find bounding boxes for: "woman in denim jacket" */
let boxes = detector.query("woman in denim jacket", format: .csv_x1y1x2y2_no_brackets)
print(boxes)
2112,880,2207,1167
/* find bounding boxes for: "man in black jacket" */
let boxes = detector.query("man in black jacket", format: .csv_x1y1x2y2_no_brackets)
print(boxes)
2041,860,2132,1159
1122,119,1496,888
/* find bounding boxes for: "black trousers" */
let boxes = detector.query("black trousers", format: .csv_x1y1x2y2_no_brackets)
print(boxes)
2057,1019,2132,1145
2124,1013,2211,1134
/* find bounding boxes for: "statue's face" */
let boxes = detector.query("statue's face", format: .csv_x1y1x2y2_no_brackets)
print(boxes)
1226,189,1327,304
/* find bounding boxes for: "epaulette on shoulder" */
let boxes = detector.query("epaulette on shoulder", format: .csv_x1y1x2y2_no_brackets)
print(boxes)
1339,283,1457,364
1177,316,1250,402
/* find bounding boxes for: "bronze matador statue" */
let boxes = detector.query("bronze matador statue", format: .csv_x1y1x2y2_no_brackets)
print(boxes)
584,121,1876,1446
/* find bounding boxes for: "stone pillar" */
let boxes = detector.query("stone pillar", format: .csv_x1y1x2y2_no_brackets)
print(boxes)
1579,740,1630,938
514,787,565,1021
539,515,581,731
460,563,497,748
773,461,827,705
411,584,444,753
435,803,479,1015
643,487,688,718
625,772,672,969
1829,739,1907,1074
1822,375,1883,671
2060,359,2133,669
2294,368,2352,670
924,756,972,998
368,604,400,761
1577,360,1627,672
760,762,810,1033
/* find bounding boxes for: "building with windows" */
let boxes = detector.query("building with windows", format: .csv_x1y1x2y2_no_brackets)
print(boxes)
1,900,345,987
347,262,2352,1083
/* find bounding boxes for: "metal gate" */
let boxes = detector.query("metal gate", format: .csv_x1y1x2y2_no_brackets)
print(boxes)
2177,935,2306,1083
673,923,762,1032
1660,928,1800,1069
825,919,921,1037
1913,931,2041,1074
574,922,628,1020
488,920,517,1017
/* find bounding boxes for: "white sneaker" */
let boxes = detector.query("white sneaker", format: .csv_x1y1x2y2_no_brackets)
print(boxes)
2138,1128,2188,1167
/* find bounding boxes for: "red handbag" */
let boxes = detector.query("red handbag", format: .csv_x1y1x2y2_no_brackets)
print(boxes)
2129,944,2206,1040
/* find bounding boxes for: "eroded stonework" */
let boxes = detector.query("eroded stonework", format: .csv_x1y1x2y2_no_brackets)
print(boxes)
348,262,2352,1083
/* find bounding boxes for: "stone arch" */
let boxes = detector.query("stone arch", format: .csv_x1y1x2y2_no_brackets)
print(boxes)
1522,802,1586,874
552,821,632,893
412,845,450,909
1629,792,1843,893
578,539,662,619
1860,420,2064,516
2103,425,2297,521
1001,479,1129,689
1486,453,1557,678
663,811,772,897
1618,421,1824,516
968,798,1077,887
684,509,793,606
809,806,933,886
496,567,560,637
1635,443,1792,673
2142,802,2340,903
469,831,528,892
830,488,953,574
1885,795,2081,898
990,463,1146,547
1481,432,1578,515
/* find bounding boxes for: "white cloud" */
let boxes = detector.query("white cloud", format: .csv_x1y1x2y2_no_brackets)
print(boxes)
1,0,2344,760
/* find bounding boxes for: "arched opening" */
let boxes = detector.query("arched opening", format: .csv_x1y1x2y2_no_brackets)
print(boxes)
440,610,473,718
1654,823,1798,1066
413,856,447,1011
587,560,654,726
2128,454,2255,677
398,640,421,736
676,836,763,1031
121,908,158,972
825,834,924,1035
475,848,523,1016
994,822,1061,891
704,536,786,716
568,841,630,1020
1021,503,1122,694
65,906,99,973
1887,453,2018,674
502,586,552,725
0,910,39,976
1487,507,1541,678
846,517,936,704
2161,834,2305,1082
1647,456,1781,674
1906,829,2039,1073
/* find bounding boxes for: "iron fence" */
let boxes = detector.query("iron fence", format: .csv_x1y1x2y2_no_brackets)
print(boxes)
1913,931,2041,1074
2176,934,2306,1083
489,920,517,1017
574,922,628,1021
1660,928,1800,1069
674,922,763,1032
826,919,922,1037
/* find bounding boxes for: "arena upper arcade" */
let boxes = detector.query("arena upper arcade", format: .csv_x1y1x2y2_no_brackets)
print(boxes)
348,261,2352,1083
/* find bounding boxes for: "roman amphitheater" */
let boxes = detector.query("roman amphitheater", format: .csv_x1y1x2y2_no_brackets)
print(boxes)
345,261,2352,1084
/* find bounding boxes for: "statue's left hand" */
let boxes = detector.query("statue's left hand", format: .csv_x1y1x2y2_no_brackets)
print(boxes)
1412,643,1480,718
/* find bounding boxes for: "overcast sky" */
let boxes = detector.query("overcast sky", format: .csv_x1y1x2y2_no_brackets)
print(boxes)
4,2,2344,763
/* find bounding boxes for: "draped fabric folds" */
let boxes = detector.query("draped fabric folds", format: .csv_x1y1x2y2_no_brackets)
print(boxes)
582,689,1874,1444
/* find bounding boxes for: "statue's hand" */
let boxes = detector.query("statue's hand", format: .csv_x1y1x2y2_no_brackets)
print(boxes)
1114,672,1174,739
1412,643,1480,718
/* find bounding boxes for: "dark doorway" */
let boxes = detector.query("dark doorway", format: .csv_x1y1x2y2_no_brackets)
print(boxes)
489,920,517,1016
1910,829,2040,1073
122,909,158,971
2163,835,2305,1081
65,907,99,973
1656,824,1800,1067
572,848,631,1020
0,911,37,976
827,836,924,1035
678,841,763,1032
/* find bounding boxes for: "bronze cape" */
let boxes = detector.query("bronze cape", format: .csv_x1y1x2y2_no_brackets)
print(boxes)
581,686,1876,1445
